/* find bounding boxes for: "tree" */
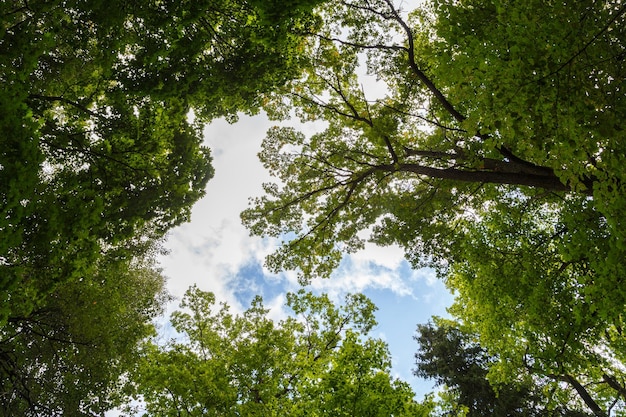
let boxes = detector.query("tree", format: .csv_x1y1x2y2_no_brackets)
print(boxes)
243,0,625,277
0,0,322,324
446,198,626,416
1,0,324,413
0,254,170,416
126,287,426,416
241,0,626,413
414,320,594,417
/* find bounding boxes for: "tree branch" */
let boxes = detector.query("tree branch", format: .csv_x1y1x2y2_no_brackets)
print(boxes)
602,373,626,399
380,0,467,124
548,3,626,80
27,94,102,119
561,374,607,417
496,145,556,176
398,163,571,192
312,32,407,54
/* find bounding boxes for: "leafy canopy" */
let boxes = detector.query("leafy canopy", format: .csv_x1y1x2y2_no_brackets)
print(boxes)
1,0,324,414
0,254,170,416
128,287,426,416
0,0,322,323
241,0,626,414
243,0,626,278
414,319,595,417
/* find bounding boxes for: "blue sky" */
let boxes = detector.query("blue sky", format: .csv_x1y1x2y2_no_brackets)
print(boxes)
157,113,454,399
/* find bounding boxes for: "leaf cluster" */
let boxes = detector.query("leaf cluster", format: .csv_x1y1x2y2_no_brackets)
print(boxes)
1,0,325,413
0,254,169,416
129,287,425,416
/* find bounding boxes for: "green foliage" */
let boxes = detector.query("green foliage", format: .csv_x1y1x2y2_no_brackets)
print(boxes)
242,0,626,414
0,255,169,416
414,320,594,417
0,0,322,324
244,0,621,281
127,287,425,416
1,0,324,413
446,195,626,416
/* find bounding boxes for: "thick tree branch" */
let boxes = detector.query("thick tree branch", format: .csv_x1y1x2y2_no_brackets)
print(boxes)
402,147,570,190
496,145,556,176
561,374,607,417
396,163,571,192
602,373,626,399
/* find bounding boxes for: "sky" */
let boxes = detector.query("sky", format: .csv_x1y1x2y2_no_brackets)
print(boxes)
156,112,454,399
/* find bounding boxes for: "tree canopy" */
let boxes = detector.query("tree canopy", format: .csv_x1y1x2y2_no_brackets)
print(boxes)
242,0,626,414
0,254,169,415
128,287,426,416
0,0,322,323
4,0,626,414
243,0,626,278
414,319,595,416
1,0,324,414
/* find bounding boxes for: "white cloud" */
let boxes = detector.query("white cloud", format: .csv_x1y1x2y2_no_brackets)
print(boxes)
308,257,413,300
158,114,273,311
